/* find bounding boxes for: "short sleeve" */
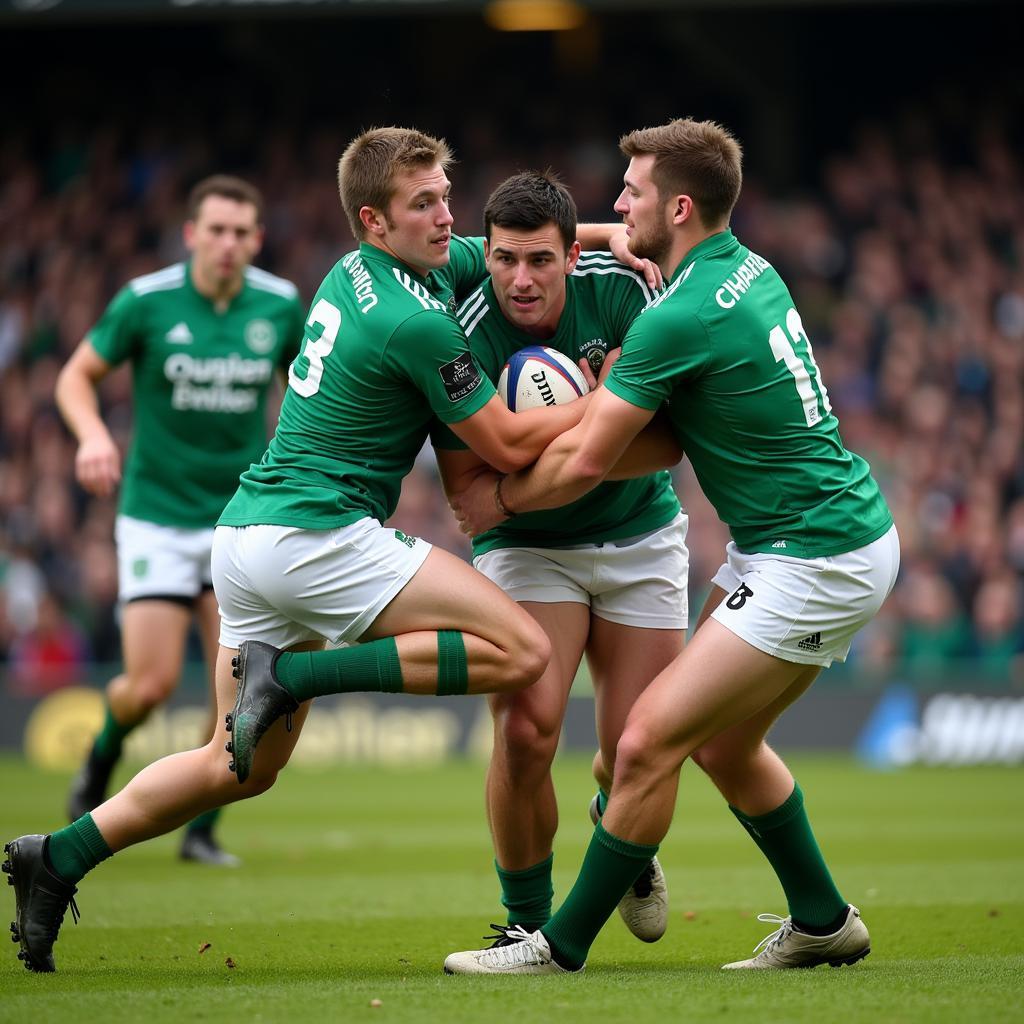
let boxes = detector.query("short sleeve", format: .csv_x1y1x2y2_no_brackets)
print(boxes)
386,310,496,424
604,306,710,410
86,286,143,366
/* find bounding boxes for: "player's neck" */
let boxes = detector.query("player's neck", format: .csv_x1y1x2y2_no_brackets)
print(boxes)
191,262,245,309
363,236,433,280
663,226,728,281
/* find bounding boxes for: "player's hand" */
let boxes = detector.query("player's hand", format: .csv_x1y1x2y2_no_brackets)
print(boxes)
75,432,121,497
450,471,505,537
608,228,664,291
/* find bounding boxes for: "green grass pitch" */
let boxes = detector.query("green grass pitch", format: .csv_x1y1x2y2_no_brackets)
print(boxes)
0,753,1021,1022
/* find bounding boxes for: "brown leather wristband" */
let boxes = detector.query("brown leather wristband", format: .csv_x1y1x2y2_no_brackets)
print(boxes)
494,475,516,519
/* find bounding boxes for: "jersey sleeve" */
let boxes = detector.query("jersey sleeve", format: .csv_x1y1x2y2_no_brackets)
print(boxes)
86,285,143,366
443,236,487,301
385,309,496,425
604,305,710,410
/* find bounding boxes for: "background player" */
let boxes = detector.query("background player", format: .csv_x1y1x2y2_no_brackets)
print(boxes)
435,171,686,947
55,175,305,866
444,118,900,975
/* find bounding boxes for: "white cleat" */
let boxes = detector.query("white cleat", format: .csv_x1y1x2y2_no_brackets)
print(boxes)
589,795,668,943
443,925,582,975
722,905,870,969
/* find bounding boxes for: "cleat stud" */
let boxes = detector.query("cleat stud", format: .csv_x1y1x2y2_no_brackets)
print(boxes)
225,742,233,753
2,860,10,873
231,656,238,667
5,876,11,886
228,760,236,773
17,950,25,960
2,843,9,853
224,714,233,730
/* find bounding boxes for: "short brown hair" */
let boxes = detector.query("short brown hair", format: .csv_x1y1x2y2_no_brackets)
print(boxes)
484,170,577,251
187,175,264,222
338,127,454,239
619,119,743,229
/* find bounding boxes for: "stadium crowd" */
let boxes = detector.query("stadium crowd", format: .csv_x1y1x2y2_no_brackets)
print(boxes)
1,110,1022,694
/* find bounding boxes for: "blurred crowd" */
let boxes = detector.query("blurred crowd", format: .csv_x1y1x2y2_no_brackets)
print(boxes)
1,109,1021,695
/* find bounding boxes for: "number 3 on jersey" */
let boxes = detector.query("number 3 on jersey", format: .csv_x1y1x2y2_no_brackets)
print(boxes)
768,307,832,427
289,298,341,398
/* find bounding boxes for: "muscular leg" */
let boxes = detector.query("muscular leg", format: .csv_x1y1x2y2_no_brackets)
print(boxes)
485,602,588,931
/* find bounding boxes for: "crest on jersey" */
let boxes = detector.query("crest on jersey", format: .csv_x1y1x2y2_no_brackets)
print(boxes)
583,339,608,376
245,319,276,354
447,296,458,315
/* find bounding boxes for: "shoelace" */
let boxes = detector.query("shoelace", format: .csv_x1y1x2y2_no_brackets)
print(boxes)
483,923,521,948
751,913,792,954
476,925,546,968
41,890,80,942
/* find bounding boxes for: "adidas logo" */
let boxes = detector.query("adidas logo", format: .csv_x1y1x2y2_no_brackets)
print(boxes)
166,322,193,345
772,539,788,549
797,632,822,651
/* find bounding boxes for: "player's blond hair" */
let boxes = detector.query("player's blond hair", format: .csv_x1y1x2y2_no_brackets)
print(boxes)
619,119,743,229
338,127,454,239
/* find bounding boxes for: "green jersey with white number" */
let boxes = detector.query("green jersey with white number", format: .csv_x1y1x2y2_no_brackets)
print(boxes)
219,237,493,529
435,253,680,556
605,230,892,558
87,261,304,528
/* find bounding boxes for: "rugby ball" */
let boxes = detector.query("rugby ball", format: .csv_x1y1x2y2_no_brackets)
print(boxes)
498,346,588,411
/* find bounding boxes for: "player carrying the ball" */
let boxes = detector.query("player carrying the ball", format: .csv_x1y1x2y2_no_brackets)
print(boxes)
434,171,686,949
444,118,899,975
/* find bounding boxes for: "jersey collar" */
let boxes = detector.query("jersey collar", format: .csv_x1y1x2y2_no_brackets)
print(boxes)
669,229,737,283
357,242,432,288
184,258,249,312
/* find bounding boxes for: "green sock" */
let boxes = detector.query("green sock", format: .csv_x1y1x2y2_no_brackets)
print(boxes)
92,704,136,762
186,808,221,835
542,822,658,969
730,782,846,930
275,637,404,702
496,854,554,931
46,813,113,885
594,787,609,817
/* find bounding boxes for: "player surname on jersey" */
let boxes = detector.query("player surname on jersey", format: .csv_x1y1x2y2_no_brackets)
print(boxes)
341,252,379,313
715,252,772,309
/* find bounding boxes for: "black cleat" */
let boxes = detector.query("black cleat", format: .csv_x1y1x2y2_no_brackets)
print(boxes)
67,748,117,822
226,640,299,784
3,836,80,973
179,830,241,868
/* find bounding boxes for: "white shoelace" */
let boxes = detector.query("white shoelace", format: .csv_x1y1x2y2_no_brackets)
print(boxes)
475,925,548,968
751,913,793,954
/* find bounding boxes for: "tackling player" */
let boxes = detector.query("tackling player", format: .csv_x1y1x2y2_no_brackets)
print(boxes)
435,171,686,947
55,176,304,866
3,127,642,973
444,118,899,975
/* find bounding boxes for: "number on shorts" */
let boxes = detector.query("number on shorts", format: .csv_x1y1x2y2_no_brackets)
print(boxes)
289,299,341,398
768,308,832,427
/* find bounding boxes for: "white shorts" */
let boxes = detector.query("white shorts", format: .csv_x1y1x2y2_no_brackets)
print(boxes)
115,515,215,604
212,518,432,649
710,523,900,667
473,513,689,630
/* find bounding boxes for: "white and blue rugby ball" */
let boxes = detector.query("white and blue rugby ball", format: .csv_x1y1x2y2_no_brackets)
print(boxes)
498,346,588,411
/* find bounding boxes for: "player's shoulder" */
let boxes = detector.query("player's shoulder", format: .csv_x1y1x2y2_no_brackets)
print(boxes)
571,251,656,305
244,265,300,302
455,283,496,341
126,262,187,299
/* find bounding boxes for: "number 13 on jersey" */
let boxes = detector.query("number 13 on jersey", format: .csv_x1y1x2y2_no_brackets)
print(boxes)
768,307,832,427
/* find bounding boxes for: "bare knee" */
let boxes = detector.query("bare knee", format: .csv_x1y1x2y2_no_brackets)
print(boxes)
496,614,551,691
614,720,672,789
118,669,179,717
493,696,560,771
692,736,764,789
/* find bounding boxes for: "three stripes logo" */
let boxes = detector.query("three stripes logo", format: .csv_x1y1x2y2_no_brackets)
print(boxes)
798,632,823,652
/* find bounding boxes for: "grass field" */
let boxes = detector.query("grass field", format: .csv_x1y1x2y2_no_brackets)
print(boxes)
0,753,1021,1022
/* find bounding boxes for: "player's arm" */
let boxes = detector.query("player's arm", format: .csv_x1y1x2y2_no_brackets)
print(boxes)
576,223,663,291
605,408,683,480
54,340,121,497
435,446,492,506
449,391,592,474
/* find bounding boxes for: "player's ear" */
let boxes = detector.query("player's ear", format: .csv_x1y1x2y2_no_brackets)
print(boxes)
565,240,582,274
671,195,693,225
360,205,385,237
183,220,196,251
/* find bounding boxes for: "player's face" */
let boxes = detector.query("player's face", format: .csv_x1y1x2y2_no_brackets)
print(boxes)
485,223,581,336
185,196,263,293
377,164,454,277
614,155,673,267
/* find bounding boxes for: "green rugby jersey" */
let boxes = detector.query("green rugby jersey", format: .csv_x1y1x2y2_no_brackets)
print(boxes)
435,252,680,556
87,261,304,528
605,230,892,559
219,237,494,529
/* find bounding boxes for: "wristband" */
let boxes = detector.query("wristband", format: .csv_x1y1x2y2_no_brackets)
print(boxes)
494,475,516,519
